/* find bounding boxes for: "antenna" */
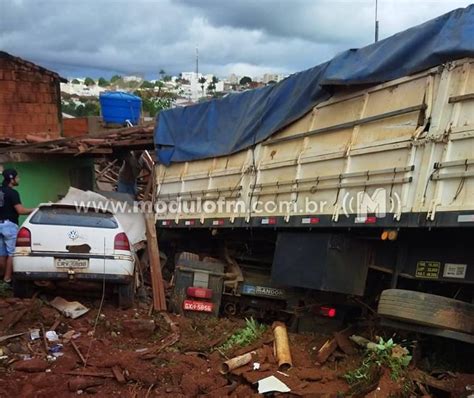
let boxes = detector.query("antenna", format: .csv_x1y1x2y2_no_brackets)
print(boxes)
374,0,379,42
195,46,199,75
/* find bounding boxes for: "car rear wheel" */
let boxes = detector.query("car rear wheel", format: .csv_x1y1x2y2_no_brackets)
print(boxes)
377,289,474,334
118,281,134,309
12,279,34,298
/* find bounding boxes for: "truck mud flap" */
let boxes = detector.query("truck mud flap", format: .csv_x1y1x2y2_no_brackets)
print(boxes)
271,232,369,295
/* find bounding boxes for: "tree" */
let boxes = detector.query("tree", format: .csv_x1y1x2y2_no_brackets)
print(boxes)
98,77,109,87
61,99,100,117
84,77,95,86
83,101,100,116
61,100,77,115
141,80,154,89
75,104,86,117
198,77,206,95
207,76,218,93
163,75,172,82
155,81,165,96
159,69,165,80
239,76,252,85
71,79,80,84
110,75,122,83
135,90,174,117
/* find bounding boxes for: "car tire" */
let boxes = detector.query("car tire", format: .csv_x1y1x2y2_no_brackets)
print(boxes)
377,289,474,334
118,282,134,309
12,279,34,298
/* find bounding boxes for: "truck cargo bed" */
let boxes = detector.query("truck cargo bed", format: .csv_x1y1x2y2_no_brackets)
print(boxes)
155,59,474,230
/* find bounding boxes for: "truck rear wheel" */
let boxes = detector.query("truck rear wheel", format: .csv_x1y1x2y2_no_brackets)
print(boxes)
377,289,474,334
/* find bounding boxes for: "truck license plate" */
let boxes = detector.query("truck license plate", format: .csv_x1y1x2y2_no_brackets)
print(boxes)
183,300,213,313
55,258,89,268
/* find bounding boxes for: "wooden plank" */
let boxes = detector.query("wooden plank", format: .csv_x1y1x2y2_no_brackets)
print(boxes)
111,366,126,384
111,138,154,147
145,214,167,311
50,319,61,331
411,369,454,393
142,175,153,201
0,123,154,154
40,324,49,354
315,337,338,364
63,371,114,378
0,331,26,343
71,340,87,366
334,330,357,355
23,148,113,155
96,159,118,179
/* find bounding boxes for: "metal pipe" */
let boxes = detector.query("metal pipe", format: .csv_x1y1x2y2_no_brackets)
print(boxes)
220,351,256,374
252,176,412,196
272,321,292,371
251,165,414,189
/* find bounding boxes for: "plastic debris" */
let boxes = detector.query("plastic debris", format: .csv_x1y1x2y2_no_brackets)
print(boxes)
253,362,260,370
30,329,41,341
50,297,89,319
49,344,63,356
257,375,290,394
45,331,59,342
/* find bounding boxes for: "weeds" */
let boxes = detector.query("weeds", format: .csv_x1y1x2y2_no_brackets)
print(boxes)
218,317,267,354
344,337,412,385
0,282,11,298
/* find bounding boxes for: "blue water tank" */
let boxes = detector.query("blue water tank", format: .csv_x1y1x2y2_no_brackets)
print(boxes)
99,91,142,125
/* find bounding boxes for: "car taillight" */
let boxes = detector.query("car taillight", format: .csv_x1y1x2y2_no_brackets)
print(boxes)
114,233,130,251
16,227,31,247
319,306,337,318
187,286,213,299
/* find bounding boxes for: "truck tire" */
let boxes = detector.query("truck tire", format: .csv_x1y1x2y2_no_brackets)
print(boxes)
118,282,134,309
378,289,474,334
12,279,34,298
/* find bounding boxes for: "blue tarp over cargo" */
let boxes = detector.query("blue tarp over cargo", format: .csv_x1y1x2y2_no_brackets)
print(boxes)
155,6,474,165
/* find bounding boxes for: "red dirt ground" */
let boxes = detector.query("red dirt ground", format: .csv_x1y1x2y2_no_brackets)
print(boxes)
0,296,472,397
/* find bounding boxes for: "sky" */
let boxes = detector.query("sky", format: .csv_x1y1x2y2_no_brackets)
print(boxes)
0,0,472,80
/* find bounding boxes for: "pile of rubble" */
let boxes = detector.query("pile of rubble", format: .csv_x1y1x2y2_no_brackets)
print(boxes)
0,295,472,397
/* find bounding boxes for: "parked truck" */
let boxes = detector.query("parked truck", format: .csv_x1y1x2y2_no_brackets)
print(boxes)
152,8,474,342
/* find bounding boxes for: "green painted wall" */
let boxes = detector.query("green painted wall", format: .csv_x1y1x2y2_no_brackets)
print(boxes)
2,159,94,224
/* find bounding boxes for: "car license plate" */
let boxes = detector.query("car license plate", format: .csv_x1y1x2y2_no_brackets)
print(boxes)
183,299,213,313
55,258,89,268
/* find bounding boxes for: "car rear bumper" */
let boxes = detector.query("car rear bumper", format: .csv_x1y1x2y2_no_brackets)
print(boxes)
13,253,134,283
13,271,133,284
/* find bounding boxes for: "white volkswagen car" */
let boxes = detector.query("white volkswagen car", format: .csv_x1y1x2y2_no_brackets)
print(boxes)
13,203,135,307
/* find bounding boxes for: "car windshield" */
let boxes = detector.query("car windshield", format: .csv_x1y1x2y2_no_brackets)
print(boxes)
30,206,118,229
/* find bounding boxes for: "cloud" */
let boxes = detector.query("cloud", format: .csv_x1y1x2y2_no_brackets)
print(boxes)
0,0,472,79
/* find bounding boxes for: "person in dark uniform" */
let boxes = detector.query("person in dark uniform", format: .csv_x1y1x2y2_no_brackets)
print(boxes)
0,169,34,286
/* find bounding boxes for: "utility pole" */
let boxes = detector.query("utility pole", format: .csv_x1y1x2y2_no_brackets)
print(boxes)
195,46,199,75
375,0,379,42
